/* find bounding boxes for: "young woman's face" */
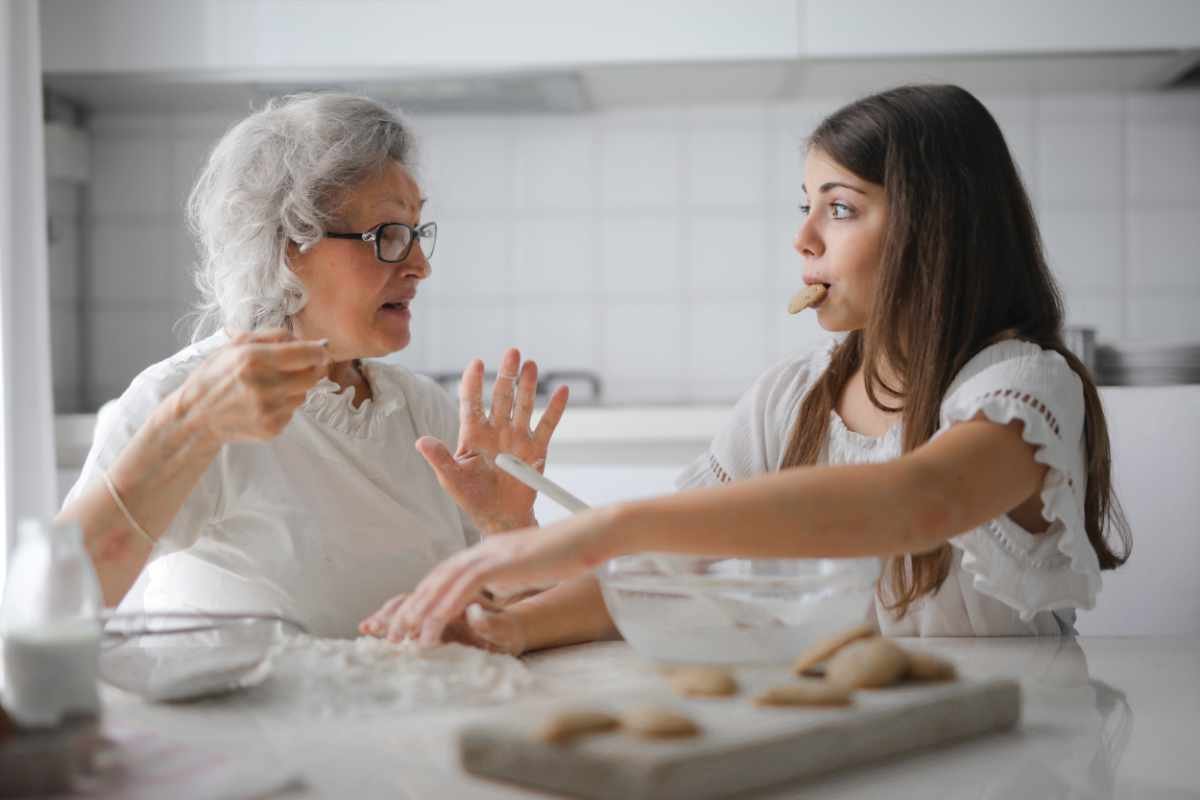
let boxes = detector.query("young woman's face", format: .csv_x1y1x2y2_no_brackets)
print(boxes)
289,161,431,361
794,149,887,332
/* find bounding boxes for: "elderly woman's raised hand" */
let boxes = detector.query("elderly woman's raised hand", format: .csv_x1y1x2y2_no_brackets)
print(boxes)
174,328,331,445
416,347,568,534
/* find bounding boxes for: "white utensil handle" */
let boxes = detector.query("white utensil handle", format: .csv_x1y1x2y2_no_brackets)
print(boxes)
495,454,591,514
495,455,780,630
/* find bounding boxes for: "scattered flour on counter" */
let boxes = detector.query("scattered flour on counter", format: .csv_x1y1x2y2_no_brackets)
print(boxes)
258,635,535,717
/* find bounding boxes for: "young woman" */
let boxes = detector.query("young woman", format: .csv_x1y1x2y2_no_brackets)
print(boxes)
361,84,1131,649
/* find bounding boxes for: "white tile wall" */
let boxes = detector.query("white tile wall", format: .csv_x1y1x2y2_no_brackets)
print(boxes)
600,122,682,210
512,216,598,296
599,215,681,295
514,118,597,212
686,212,768,293
601,302,684,402
66,89,1200,409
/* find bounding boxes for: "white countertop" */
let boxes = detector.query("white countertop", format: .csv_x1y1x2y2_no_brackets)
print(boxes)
54,383,1200,461
89,636,1200,799
54,406,728,467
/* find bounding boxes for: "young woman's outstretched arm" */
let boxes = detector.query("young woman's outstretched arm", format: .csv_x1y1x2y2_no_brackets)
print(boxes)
369,415,1047,645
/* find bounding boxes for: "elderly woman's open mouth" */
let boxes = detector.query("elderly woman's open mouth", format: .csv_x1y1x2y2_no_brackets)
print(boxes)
380,295,414,320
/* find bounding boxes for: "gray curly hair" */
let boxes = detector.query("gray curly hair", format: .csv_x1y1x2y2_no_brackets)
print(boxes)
186,93,415,338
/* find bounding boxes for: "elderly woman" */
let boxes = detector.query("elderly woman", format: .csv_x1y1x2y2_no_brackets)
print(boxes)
59,93,567,638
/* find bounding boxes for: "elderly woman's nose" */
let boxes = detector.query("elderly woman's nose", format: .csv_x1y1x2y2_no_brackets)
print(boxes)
402,249,432,279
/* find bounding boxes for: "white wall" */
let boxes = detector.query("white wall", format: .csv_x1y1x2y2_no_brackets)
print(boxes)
68,89,1200,408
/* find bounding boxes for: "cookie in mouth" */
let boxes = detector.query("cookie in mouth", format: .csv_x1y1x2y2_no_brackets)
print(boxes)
787,284,828,314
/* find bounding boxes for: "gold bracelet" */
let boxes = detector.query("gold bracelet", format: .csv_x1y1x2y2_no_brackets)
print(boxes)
102,470,155,546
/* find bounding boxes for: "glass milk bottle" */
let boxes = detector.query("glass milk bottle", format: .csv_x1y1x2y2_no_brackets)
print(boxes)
1,518,103,727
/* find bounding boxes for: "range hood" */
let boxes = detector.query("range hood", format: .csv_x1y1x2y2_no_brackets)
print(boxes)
44,47,1200,116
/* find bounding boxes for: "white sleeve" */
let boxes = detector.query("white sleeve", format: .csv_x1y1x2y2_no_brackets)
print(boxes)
675,346,830,491
937,342,1100,620
64,369,222,555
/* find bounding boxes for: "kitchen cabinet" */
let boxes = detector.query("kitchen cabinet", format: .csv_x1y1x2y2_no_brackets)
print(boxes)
41,0,1200,82
800,0,1200,58
39,0,801,75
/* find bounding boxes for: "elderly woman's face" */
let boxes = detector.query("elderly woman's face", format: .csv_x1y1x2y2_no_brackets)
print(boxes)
289,161,430,360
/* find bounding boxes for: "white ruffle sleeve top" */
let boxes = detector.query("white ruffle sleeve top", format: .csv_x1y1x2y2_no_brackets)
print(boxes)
676,337,1100,636
64,331,480,638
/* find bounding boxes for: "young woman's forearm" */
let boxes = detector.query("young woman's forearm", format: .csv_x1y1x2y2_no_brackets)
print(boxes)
56,390,222,606
507,575,618,653
613,420,1043,562
616,460,951,561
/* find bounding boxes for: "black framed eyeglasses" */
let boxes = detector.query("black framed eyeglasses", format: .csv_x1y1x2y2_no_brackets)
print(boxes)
324,221,437,263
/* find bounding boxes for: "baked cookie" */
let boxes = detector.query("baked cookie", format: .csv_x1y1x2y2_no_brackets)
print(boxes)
791,624,877,677
536,709,620,745
620,706,701,739
753,679,853,707
826,638,909,689
787,284,828,314
665,666,738,698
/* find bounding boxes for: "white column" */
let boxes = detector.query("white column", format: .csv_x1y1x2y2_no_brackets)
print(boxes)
0,0,58,590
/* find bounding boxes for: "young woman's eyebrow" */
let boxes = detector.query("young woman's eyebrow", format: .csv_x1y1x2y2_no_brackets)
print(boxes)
800,181,868,195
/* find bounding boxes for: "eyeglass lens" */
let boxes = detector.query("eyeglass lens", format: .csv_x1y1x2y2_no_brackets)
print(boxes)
378,224,436,262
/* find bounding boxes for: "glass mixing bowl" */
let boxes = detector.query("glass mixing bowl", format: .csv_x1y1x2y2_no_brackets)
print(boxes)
596,554,880,665
99,612,305,702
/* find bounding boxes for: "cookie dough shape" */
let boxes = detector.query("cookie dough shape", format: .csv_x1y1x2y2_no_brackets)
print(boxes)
536,709,620,745
620,706,701,739
666,666,738,698
905,649,957,682
792,624,877,677
753,679,853,707
826,638,910,689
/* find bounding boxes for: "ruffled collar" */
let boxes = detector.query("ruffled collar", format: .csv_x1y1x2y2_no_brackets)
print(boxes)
828,409,902,451
301,361,406,439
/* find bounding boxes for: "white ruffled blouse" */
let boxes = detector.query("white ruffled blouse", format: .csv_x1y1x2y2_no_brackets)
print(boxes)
64,331,480,638
676,337,1100,636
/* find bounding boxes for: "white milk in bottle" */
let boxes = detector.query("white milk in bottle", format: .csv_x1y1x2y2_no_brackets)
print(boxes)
1,519,102,727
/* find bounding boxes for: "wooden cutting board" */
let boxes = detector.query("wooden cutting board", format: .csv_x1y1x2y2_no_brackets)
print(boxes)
459,677,1020,800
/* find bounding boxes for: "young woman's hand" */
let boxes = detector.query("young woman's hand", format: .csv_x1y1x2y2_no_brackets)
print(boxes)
362,511,619,646
358,591,527,655
416,348,569,533
174,328,330,445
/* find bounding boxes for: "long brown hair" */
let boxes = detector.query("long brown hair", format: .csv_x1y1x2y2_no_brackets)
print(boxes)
780,85,1130,619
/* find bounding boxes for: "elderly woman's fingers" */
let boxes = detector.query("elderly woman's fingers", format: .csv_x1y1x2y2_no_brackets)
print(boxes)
465,603,527,655
395,550,488,643
244,327,293,343
532,385,569,451
419,570,491,646
247,339,331,373
513,359,539,430
489,348,521,423
267,365,328,398
415,436,461,484
458,358,486,425
360,592,408,637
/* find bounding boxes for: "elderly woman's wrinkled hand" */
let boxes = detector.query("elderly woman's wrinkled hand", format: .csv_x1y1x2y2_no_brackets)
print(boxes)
364,516,612,647
358,591,527,655
174,328,331,445
416,347,568,533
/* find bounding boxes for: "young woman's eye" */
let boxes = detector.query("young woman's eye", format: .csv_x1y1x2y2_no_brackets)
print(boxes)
830,202,853,219
798,204,811,216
